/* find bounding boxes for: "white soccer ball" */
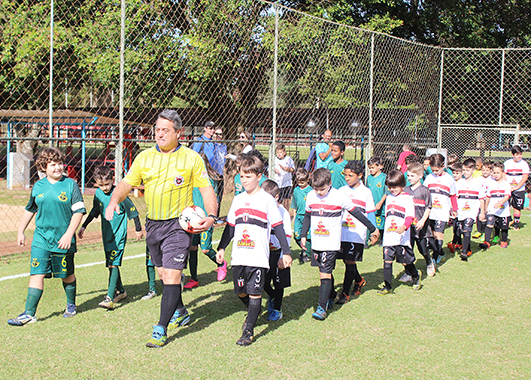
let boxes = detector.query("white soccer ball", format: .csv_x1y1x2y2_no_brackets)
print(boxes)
179,205,207,233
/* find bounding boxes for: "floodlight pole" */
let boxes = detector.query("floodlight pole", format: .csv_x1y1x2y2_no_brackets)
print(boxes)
269,4,279,180
48,0,54,146
116,0,125,182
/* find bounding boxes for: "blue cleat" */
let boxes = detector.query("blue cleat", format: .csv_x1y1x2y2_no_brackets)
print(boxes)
63,303,77,318
267,309,283,321
266,298,275,315
326,299,334,311
168,309,190,330
312,306,327,320
146,325,167,348
8,312,37,326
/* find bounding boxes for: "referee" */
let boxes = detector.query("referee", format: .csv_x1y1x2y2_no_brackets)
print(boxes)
105,109,217,347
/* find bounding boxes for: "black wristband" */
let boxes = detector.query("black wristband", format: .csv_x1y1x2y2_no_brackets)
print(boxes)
208,214,219,221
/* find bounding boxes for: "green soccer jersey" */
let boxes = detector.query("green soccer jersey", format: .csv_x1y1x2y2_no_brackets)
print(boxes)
328,159,347,189
90,187,139,252
193,178,218,213
367,172,388,212
26,175,86,253
290,185,312,216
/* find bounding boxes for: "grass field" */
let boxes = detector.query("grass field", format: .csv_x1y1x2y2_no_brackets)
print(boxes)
1,213,531,379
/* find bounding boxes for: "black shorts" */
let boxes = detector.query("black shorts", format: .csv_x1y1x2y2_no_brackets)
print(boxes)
458,218,475,233
232,266,266,296
279,186,293,202
145,218,192,270
510,190,525,211
383,245,415,265
266,249,291,289
310,249,338,274
486,214,512,230
430,219,447,234
411,223,432,240
338,242,364,262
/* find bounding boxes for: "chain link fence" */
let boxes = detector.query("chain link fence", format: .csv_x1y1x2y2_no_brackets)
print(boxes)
1,0,531,252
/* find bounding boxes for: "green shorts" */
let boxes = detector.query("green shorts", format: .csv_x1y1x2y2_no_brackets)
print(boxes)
30,247,75,278
191,227,213,251
105,249,124,267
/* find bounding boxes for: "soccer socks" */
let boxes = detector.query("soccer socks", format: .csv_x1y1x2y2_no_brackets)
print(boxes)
476,218,485,234
239,294,250,308
484,226,493,243
319,278,332,309
501,229,508,242
264,282,275,300
62,280,76,305
25,287,43,316
452,221,462,245
417,238,432,266
188,249,198,281
405,264,419,280
107,267,120,298
342,265,356,295
462,231,472,253
158,284,181,329
204,249,221,266
514,211,521,229
383,262,393,289
273,288,284,311
147,265,157,292
433,239,444,261
246,297,262,334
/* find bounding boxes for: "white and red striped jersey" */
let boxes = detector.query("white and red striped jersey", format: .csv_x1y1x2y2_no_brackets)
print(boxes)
227,188,283,269
504,158,529,192
305,187,356,251
423,172,456,222
485,180,512,217
456,177,485,220
382,192,415,247
270,205,292,253
339,183,376,244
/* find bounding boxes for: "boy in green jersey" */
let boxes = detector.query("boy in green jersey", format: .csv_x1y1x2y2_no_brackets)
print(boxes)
9,148,86,326
78,165,143,309
366,156,388,244
290,168,312,263
328,141,347,189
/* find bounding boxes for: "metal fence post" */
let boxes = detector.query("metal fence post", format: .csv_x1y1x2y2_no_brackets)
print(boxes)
366,33,374,180
499,49,506,127
48,0,54,147
116,0,126,182
269,4,279,180
437,49,445,152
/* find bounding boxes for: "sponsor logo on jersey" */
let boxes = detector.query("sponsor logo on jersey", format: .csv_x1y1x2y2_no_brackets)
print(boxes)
31,258,39,267
387,219,399,232
314,220,330,236
174,175,184,187
376,182,382,188
237,229,255,248
432,198,442,209
342,215,356,228
463,202,471,211
58,191,68,202
130,207,136,211
37,193,44,198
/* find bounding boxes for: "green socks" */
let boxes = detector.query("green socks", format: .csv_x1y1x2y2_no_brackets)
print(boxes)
62,280,76,305
25,287,43,316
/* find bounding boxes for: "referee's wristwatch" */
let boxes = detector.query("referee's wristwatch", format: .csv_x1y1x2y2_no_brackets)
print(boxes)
208,214,219,222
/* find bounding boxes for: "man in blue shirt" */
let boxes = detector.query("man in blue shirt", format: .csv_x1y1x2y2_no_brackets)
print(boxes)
191,120,216,165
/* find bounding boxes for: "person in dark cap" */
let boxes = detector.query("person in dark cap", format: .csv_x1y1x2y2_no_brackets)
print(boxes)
191,120,217,167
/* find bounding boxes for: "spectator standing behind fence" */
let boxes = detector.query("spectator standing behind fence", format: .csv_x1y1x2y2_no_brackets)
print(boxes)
104,110,217,348
397,144,417,174
274,144,295,211
226,130,253,161
191,120,216,165
315,129,334,169
213,127,227,216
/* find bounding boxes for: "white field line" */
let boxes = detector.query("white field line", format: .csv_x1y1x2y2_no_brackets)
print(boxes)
0,239,221,282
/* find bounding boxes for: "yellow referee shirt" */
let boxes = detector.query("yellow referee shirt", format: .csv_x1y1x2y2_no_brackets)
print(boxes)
124,145,210,220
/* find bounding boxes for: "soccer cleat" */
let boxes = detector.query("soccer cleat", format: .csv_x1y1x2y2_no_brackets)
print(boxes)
377,286,392,295
492,236,500,244
455,244,462,251
398,273,412,283
146,325,167,348
412,270,422,290
447,243,456,253
436,254,446,264
479,241,491,250
500,241,508,248
98,295,114,309
266,298,274,314
168,309,190,330
63,303,77,318
113,290,127,303
141,290,157,300
236,329,254,346
335,292,350,304
472,232,483,239
267,309,283,321
312,305,327,320
326,299,334,311
302,255,311,263
7,312,37,326
216,260,228,281
427,263,436,277
183,279,199,289
352,277,367,297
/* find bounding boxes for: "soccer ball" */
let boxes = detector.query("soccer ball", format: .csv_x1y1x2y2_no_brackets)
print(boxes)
179,205,207,233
